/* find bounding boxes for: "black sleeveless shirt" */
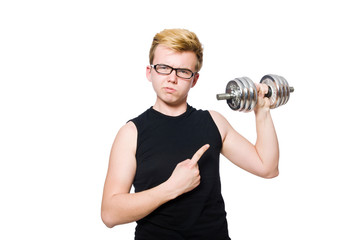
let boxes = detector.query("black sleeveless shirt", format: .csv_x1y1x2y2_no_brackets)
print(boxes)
130,105,230,240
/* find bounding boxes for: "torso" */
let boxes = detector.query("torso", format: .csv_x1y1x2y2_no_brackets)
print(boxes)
129,105,230,239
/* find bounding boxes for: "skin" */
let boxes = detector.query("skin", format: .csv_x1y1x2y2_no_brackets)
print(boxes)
101,44,279,228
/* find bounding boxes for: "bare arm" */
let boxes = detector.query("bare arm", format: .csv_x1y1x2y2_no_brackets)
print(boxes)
253,85,279,177
101,122,166,227
101,122,209,228
210,84,279,178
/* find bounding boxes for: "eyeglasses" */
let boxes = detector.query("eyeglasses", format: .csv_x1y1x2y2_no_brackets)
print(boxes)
151,64,196,79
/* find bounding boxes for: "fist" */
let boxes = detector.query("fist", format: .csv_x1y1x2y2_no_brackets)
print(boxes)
255,83,271,112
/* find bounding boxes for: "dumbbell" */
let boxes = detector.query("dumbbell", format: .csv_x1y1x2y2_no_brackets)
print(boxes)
216,74,294,112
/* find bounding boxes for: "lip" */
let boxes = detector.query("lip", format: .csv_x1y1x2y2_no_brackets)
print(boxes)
163,87,176,93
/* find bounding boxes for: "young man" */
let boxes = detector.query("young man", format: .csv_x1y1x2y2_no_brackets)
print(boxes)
101,29,279,239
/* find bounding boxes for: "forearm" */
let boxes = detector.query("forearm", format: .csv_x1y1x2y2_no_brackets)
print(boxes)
254,110,279,177
101,144,207,228
102,181,177,228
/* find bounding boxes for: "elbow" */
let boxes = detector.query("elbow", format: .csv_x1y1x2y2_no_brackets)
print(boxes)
101,207,132,228
258,167,279,179
258,156,279,179
263,168,279,179
101,210,116,228
264,170,279,179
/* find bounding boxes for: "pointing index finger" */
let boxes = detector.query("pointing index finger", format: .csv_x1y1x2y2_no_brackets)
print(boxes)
190,144,210,165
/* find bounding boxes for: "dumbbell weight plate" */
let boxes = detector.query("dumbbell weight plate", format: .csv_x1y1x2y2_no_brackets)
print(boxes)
248,78,258,111
280,76,290,105
277,75,288,107
239,77,257,112
260,74,291,108
223,77,256,111
275,75,284,108
278,76,286,106
271,74,290,107
239,78,249,111
225,79,242,110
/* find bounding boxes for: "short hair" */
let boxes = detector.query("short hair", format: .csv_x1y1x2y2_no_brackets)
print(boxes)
149,29,203,72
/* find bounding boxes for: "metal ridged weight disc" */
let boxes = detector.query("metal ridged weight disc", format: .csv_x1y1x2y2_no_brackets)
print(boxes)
225,79,242,110
225,77,257,112
238,77,257,112
260,74,290,109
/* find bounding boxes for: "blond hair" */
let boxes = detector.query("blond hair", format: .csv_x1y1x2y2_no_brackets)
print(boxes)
149,29,203,72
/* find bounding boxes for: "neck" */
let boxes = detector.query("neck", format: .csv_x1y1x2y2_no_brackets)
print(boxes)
153,100,188,117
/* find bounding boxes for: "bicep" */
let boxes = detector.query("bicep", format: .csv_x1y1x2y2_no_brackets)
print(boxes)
103,122,137,199
209,110,265,177
221,128,265,176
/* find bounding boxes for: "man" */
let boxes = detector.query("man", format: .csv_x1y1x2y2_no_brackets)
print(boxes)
101,29,279,239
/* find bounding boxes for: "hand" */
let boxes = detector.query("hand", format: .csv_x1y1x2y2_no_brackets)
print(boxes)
254,83,271,113
166,144,210,197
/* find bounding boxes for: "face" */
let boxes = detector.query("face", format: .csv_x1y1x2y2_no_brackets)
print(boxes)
146,45,199,106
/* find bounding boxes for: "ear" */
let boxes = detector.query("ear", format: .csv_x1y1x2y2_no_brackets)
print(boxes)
191,73,199,88
146,65,152,82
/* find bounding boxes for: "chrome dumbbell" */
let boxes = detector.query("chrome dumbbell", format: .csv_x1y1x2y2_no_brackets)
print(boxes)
216,74,294,112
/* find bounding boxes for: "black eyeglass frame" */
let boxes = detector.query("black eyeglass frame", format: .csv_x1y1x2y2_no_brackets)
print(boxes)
150,64,197,79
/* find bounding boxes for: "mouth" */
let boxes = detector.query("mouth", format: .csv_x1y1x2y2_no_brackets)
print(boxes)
163,87,176,93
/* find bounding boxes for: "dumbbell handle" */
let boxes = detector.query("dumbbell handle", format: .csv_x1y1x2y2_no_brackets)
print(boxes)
216,86,294,100
264,86,273,98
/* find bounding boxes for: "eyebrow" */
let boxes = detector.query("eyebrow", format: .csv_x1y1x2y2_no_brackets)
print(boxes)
159,64,193,71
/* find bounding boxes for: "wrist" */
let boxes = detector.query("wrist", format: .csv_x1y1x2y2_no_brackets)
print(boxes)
254,107,270,119
160,179,180,201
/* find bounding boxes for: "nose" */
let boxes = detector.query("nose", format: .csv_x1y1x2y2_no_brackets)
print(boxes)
167,69,178,84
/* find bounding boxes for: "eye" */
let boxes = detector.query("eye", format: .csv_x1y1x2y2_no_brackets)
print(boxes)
157,65,171,70
179,69,190,74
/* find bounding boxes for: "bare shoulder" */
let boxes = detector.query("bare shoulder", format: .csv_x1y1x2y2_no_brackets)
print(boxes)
118,121,137,137
208,110,232,141
208,110,225,121
104,121,138,195
113,121,137,150
108,121,138,175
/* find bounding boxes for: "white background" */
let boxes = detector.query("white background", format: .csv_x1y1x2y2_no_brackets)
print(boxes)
1,0,361,239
